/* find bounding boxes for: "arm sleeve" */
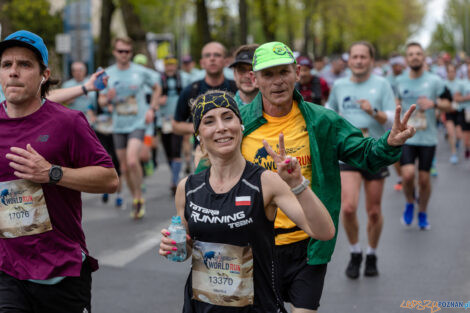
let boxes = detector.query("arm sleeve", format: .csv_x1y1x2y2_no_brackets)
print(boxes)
69,112,114,169
336,116,401,172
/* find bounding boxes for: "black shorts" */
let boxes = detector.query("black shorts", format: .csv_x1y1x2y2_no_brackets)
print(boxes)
96,131,121,176
339,163,390,181
161,133,183,161
462,109,470,131
445,111,464,126
0,261,92,313
112,129,145,150
400,144,436,171
276,239,328,310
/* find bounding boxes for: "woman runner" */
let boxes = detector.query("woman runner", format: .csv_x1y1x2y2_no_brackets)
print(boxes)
159,90,334,312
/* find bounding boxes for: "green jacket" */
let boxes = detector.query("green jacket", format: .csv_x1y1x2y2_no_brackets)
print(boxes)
240,89,401,265
195,89,401,265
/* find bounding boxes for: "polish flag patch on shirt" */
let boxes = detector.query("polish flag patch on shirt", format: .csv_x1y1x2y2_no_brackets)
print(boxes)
235,196,251,206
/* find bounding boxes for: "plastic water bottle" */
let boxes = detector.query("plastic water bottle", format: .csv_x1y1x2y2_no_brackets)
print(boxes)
167,216,187,262
94,67,108,90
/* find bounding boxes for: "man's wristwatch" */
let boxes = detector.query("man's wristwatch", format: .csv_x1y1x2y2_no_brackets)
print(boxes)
291,176,310,195
49,165,63,184
372,108,379,117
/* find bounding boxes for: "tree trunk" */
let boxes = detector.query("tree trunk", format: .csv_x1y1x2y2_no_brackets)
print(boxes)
97,0,115,67
239,0,248,45
119,0,156,68
320,13,329,56
196,0,211,44
284,0,294,48
0,0,14,38
258,0,276,42
302,0,312,55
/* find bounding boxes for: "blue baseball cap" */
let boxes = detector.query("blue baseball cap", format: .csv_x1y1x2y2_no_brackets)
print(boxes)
0,30,48,66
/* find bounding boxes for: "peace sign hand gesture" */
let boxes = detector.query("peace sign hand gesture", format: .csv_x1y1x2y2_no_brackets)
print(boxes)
263,133,303,188
387,104,417,146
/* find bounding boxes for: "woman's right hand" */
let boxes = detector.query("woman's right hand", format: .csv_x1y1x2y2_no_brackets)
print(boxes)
158,228,191,257
263,133,303,188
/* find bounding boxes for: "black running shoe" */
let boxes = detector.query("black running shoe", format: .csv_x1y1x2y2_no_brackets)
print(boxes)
345,252,362,279
364,254,379,277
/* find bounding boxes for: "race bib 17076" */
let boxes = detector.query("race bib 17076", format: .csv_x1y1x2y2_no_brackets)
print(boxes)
192,240,254,307
0,179,53,238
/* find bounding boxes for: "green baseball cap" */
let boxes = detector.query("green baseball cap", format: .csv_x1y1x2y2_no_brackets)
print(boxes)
252,41,296,71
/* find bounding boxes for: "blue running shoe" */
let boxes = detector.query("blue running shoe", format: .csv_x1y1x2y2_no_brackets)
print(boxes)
418,212,431,230
402,203,414,226
102,193,109,203
115,196,123,208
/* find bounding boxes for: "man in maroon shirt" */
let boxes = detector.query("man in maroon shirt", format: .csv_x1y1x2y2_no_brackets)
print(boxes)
0,30,118,313
295,55,329,106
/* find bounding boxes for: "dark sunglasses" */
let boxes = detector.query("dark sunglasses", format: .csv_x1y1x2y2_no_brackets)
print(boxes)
116,49,132,54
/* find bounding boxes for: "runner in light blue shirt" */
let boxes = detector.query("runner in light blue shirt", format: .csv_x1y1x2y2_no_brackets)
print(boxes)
396,42,451,231
444,64,465,163
385,55,406,96
454,61,470,160
326,41,396,279
396,67,446,147
327,74,395,139
102,62,159,134
98,37,160,220
62,61,96,115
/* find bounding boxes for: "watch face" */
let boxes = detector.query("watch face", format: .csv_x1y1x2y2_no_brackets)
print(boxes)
51,167,62,180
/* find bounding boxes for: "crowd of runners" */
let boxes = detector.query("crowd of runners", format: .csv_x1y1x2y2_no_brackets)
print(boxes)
0,28,469,313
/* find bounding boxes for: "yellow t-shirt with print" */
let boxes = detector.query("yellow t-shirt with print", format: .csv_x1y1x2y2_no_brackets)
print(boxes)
241,101,312,245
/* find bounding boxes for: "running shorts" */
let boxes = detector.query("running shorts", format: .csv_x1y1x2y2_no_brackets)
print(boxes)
276,239,328,310
161,133,183,161
461,109,470,131
112,129,145,150
400,144,436,171
445,111,463,126
339,163,390,181
0,261,92,313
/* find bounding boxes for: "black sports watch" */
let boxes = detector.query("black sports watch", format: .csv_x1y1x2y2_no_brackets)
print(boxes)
372,108,379,117
49,165,63,184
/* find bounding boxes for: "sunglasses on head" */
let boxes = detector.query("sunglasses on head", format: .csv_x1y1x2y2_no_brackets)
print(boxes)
116,49,132,54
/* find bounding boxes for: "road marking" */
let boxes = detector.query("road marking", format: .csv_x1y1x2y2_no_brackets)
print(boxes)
97,219,170,267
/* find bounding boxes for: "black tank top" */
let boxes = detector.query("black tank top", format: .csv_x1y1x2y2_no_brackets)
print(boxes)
183,161,286,313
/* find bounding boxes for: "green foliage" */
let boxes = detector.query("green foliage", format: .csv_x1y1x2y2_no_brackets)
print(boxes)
113,0,426,59
430,0,470,55
428,23,457,55
0,0,63,47
310,0,424,57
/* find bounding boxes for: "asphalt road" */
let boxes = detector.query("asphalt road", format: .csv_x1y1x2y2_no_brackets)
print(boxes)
83,134,470,313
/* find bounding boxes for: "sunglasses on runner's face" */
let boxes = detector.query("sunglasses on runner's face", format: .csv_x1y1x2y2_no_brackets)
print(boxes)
116,49,132,54
203,52,223,58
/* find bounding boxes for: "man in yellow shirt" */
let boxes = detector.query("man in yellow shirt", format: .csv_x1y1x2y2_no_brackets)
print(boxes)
240,42,416,312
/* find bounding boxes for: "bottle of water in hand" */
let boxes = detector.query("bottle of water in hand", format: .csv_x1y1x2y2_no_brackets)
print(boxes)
167,216,187,262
